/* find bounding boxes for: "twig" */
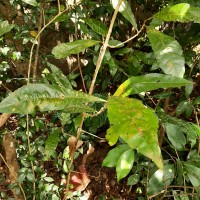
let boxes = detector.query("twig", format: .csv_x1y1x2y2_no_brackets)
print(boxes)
89,0,123,95
0,153,26,200
27,2,81,83
32,2,44,81
80,129,105,140
26,114,36,200
63,1,123,199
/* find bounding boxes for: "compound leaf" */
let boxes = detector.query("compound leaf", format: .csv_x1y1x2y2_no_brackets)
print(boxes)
148,29,185,77
106,96,163,169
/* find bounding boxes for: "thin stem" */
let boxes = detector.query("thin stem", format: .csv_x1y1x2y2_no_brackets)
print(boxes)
89,0,123,95
0,153,26,200
26,114,36,200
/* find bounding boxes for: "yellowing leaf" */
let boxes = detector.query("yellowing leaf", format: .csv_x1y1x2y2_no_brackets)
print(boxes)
106,96,163,169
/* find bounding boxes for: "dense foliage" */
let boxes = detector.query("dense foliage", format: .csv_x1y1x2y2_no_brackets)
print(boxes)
0,0,200,199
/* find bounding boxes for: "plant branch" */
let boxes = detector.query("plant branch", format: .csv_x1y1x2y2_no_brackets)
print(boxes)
63,1,123,199
89,0,123,95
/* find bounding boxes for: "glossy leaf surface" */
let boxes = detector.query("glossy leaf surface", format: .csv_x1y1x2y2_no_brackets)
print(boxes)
116,149,134,181
106,96,163,169
114,73,192,97
148,29,185,77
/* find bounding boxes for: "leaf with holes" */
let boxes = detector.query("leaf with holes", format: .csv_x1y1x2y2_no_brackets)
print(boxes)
52,40,100,59
114,73,192,97
106,96,163,169
0,84,105,114
148,29,185,77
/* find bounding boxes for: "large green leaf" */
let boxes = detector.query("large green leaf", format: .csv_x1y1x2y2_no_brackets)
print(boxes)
0,21,15,37
148,29,185,77
0,84,105,114
116,149,135,182
155,3,200,23
106,96,163,169
85,18,108,37
110,0,137,30
102,144,130,167
52,40,100,59
114,73,192,97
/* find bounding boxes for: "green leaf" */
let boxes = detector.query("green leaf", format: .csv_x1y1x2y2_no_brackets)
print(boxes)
184,163,200,191
155,3,200,23
193,96,200,105
22,0,38,6
102,144,130,167
47,62,72,91
0,84,105,114
147,169,164,195
164,123,186,150
148,29,185,77
176,101,188,116
116,149,135,182
45,130,59,160
85,18,108,37
148,164,174,195
27,172,35,182
52,40,100,59
110,0,137,30
108,40,124,48
114,73,192,97
127,173,140,185
106,96,163,169
0,21,14,37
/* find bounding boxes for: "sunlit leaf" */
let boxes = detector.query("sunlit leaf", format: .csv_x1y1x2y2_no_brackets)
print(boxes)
102,144,130,167
0,84,105,114
155,3,200,23
52,40,100,59
22,0,38,6
114,73,192,97
148,29,185,77
85,18,108,36
106,96,163,169
116,149,134,182
110,0,137,30
0,21,14,37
